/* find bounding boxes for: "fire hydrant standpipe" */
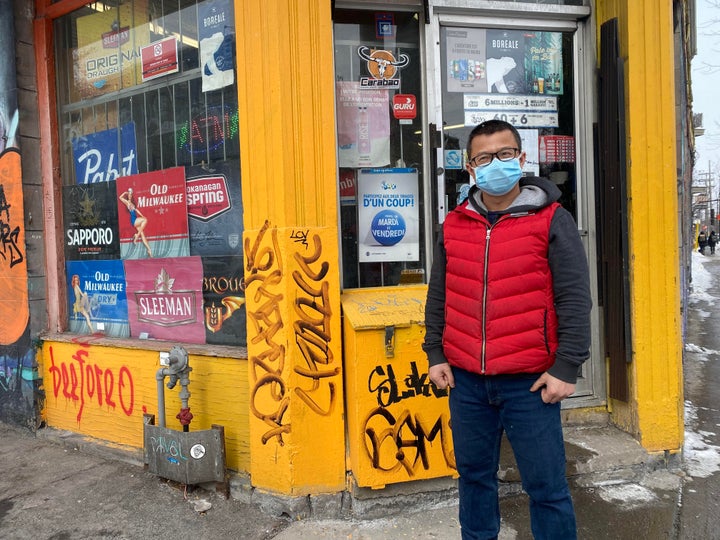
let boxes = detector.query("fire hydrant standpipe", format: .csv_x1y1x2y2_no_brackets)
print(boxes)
155,346,192,430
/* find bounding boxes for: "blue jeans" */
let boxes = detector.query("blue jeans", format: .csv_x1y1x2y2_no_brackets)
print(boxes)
449,368,576,540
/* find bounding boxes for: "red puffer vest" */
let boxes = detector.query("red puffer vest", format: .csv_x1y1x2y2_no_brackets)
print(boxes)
442,202,560,375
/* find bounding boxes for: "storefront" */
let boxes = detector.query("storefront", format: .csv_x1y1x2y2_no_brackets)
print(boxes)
10,0,685,500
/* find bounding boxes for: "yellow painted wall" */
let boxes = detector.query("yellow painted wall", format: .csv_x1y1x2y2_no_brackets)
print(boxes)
595,0,684,451
242,224,344,494
236,1,345,494
41,341,250,472
342,287,456,488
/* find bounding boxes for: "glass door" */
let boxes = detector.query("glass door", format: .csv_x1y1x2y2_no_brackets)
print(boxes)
428,14,601,406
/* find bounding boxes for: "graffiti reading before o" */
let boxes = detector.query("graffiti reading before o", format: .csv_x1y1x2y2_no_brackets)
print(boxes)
48,345,134,422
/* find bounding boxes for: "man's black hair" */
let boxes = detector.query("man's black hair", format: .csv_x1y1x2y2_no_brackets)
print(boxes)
466,120,522,157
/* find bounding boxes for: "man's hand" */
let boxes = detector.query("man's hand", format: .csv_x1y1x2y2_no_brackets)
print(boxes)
530,372,575,404
429,363,455,390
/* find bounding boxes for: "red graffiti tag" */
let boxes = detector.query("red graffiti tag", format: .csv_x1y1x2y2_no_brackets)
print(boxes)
48,345,134,423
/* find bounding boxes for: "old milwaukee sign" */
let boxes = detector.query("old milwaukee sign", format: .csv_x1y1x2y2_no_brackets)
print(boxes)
186,175,232,221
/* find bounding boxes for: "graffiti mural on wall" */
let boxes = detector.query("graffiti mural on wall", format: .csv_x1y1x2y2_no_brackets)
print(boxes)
0,4,38,426
246,221,340,446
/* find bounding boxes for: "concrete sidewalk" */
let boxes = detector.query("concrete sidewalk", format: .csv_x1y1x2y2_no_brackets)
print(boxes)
1,410,683,539
270,423,684,540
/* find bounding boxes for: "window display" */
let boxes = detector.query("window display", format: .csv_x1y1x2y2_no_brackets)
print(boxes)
333,9,426,288
54,0,245,346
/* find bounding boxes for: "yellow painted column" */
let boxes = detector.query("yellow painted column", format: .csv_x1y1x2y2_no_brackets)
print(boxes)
235,1,345,494
596,0,684,452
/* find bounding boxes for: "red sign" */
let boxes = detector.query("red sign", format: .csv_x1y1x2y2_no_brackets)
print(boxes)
339,169,356,199
141,37,179,82
392,94,417,120
186,175,232,221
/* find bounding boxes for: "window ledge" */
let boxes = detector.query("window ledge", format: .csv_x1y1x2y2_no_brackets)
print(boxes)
40,332,248,360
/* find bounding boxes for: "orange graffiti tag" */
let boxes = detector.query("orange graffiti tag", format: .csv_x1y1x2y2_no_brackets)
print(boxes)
0,148,29,344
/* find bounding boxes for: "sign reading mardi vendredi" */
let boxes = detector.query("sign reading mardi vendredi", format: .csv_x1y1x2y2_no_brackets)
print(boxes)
72,123,138,184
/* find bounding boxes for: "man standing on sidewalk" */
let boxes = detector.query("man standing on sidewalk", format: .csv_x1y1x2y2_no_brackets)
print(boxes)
423,120,592,539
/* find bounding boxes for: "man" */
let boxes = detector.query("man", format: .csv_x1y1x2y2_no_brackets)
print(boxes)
423,120,592,539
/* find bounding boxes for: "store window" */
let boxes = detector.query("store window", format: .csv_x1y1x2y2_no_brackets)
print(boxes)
439,27,578,222
333,9,426,289
54,0,246,346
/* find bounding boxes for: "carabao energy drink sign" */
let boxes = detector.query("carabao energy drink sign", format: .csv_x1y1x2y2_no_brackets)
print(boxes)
73,5,150,99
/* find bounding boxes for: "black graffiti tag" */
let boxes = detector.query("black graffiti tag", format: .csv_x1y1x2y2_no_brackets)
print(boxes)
363,407,456,475
0,185,23,267
246,221,290,445
292,232,338,416
368,361,449,407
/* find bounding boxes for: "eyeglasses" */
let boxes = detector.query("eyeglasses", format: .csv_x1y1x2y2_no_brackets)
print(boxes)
468,147,520,168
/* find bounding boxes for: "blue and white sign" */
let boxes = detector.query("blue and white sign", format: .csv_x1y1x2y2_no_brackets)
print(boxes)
200,0,235,92
444,149,463,170
358,168,419,263
72,123,138,184
66,259,129,337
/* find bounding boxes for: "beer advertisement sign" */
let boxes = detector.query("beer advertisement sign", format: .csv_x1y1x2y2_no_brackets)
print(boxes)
116,167,190,259
124,257,205,343
186,160,243,257
63,181,121,260
202,256,246,346
66,260,129,337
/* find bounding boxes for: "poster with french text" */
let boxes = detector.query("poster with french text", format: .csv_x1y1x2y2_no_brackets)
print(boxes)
66,260,129,337
445,28,488,93
116,167,190,259
124,257,205,343
357,168,420,263
336,81,390,168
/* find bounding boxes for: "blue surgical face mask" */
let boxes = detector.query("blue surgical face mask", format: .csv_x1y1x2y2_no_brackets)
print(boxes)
473,158,522,196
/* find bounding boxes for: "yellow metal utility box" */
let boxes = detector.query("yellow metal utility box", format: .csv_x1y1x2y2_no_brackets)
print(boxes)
341,286,456,489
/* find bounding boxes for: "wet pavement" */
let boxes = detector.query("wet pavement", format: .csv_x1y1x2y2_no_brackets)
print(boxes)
1,251,720,539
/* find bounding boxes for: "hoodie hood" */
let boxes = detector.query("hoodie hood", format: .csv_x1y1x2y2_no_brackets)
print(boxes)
464,176,561,216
